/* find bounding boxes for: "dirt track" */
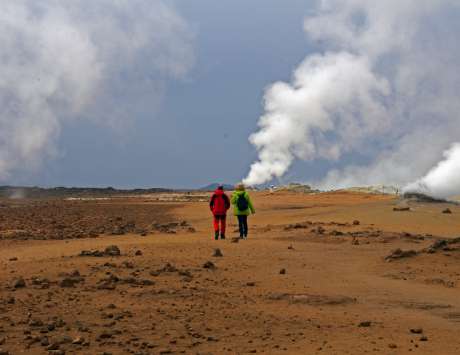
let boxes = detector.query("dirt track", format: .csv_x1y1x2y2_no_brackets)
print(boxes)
1,191,460,354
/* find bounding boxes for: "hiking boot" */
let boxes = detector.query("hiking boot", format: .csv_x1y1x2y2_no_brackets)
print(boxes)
214,231,219,240
220,233,226,240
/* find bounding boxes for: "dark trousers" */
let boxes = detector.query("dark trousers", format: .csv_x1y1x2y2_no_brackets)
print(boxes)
237,215,248,237
213,215,226,235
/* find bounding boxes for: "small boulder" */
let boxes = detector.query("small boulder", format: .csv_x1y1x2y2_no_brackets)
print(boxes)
393,207,410,212
358,321,372,327
59,278,79,288
385,248,417,262
203,261,216,269
442,208,452,214
410,328,423,334
104,245,121,256
279,268,286,275
12,277,26,288
135,250,143,256
213,248,223,257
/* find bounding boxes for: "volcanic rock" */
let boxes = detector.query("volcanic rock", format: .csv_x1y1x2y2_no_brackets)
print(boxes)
442,208,452,214
393,206,410,212
410,328,423,334
358,321,372,327
104,245,121,256
385,248,417,261
203,261,216,269
12,277,26,288
213,248,223,257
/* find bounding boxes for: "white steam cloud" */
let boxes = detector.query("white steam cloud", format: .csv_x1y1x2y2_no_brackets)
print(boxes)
404,144,460,199
244,0,460,198
0,0,193,180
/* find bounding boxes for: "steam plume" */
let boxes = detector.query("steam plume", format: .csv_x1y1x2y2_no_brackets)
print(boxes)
0,1,193,180
244,0,460,197
404,144,460,199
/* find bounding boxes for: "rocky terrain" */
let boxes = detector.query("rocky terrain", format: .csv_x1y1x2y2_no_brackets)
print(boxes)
1,191,460,354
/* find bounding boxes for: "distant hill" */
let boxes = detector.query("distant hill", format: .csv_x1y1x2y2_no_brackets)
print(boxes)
0,186,172,199
199,183,234,191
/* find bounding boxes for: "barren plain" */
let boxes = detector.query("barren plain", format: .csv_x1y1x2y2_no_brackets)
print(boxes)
1,191,460,354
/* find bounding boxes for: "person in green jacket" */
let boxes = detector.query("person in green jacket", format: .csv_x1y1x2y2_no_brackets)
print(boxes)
231,183,255,239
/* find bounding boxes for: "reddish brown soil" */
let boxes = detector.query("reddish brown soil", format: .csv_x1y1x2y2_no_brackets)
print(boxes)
1,191,460,354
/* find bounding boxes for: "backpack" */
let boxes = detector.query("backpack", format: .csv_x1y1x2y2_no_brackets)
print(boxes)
236,193,248,211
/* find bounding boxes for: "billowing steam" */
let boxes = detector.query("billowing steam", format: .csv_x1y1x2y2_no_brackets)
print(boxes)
244,0,460,198
0,1,193,180
403,144,460,199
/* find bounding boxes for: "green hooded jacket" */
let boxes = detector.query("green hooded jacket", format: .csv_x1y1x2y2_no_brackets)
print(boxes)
231,190,255,216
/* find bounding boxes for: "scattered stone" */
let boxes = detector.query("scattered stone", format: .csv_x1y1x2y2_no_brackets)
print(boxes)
8,257,18,261
410,328,423,334
79,250,104,257
351,238,359,246
352,220,360,225
12,277,26,288
159,263,178,273
203,261,216,269
287,245,294,250
385,248,417,262
284,223,310,231
424,278,455,288
29,318,44,327
47,342,60,351
231,237,239,243
48,350,65,355
135,250,143,256
104,245,121,256
393,207,410,212
246,282,256,287
420,336,428,341
388,343,397,349
31,276,50,288
279,268,286,275
80,245,121,257
59,278,80,288
358,321,372,327
55,335,72,345
442,208,452,214
0,350,9,355
72,336,84,345
213,248,223,257
121,261,134,269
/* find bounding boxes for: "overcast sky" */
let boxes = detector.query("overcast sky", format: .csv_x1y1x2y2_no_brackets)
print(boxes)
3,1,459,193
2,0,312,188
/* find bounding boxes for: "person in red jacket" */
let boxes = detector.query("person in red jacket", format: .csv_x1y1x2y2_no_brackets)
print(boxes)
209,185,230,240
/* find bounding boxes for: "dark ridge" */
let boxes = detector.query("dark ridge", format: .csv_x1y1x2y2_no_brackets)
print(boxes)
199,183,235,191
0,186,173,199
402,192,448,203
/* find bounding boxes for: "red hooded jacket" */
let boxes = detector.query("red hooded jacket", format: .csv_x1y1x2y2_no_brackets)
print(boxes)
210,189,230,216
